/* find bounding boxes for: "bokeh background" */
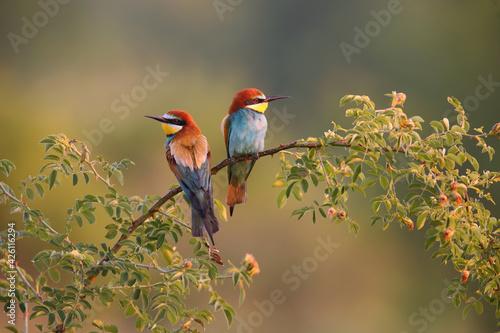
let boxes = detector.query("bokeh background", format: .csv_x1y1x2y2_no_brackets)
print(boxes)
1,1,500,332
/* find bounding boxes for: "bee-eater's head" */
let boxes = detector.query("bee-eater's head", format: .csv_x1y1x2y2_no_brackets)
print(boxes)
229,88,290,114
145,110,195,136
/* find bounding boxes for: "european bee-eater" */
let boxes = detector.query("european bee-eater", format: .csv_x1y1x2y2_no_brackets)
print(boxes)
146,111,219,244
221,88,290,216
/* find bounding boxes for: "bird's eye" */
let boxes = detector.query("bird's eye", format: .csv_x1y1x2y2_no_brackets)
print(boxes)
171,119,179,124
254,98,260,104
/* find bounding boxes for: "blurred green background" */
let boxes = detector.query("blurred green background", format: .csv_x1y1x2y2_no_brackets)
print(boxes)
1,0,500,332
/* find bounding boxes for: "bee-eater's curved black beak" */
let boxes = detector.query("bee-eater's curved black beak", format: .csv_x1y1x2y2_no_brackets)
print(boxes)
145,115,166,123
264,95,291,103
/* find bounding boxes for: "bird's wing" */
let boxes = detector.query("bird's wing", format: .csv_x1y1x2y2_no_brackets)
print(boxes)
221,114,234,185
166,147,211,203
221,114,231,158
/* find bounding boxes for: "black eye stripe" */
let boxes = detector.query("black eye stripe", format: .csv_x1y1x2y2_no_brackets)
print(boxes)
165,118,186,126
245,98,264,105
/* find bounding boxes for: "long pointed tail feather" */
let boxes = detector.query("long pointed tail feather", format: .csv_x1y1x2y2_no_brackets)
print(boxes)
191,206,219,245
226,181,247,216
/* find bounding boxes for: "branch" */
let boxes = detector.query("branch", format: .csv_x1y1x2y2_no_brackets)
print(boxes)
210,140,324,174
86,138,401,284
114,257,175,275
15,265,43,303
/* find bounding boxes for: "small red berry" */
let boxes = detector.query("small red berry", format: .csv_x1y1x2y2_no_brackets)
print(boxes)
461,270,470,283
450,192,462,205
337,210,346,219
450,182,458,191
327,207,337,218
408,220,414,231
400,119,415,130
438,194,448,206
443,228,454,241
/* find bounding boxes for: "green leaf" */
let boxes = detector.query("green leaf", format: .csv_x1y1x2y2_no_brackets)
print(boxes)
73,215,83,227
92,319,104,330
277,190,287,209
34,183,44,198
124,306,136,317
133,287,141,301
72,174,78,186
348,221,360,235
48,169,57,190
26,187,35,202
214,198,227,221
120,271,129,285
292,186,303,201
105,325,119,333
84,194,98,202
43,154,60,161
424,236,437,251
232,272,240,287
352,164,362,182
0,159,16,176
475,300,483,314
114,169,124,185
452,292,461,308
135,316,145,332
379,176,389,190
301,179,309,193
430,120,444,132
141,289,149,311
5,327,18,333
273,180,285,187
445,133,454,146
470,156,479,171
446,154,462,165
471,224,482,241
462,302,473,319
48,268,60,282
339,95,355,106
349,145,366,154
81,210,96,224
154,309,166,324
223,308,233,327
360,177,377,189
417,212,428,230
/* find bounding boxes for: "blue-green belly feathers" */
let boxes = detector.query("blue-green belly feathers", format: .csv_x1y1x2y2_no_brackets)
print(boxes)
224,109,267,214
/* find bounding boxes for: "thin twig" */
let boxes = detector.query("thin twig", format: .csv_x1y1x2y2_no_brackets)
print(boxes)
157,210,191,229
114,257,175,275
316,151,336,207
0,182,66,240
197,274,232,283
15,265,42,302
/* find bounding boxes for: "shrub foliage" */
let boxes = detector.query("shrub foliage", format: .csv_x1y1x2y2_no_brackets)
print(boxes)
1,93,499,332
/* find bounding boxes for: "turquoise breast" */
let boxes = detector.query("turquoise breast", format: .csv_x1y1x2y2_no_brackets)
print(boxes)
228,108,267,157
